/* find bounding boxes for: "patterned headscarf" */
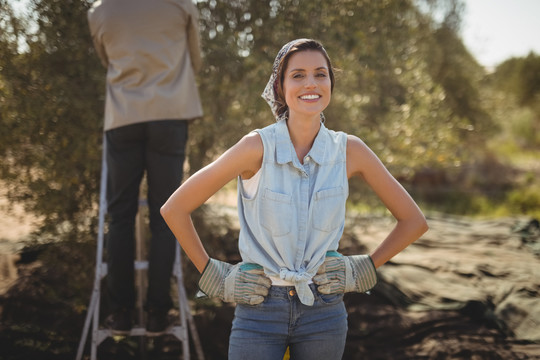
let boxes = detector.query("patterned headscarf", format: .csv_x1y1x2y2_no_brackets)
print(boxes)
261,39,311,120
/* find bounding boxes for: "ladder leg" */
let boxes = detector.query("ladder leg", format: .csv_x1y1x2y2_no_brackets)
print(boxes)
173,244,190,360
91,288,100,360
75,285,98,360
174,243,205,360
77,136,108,360
180,284,204,360
136,201,147,360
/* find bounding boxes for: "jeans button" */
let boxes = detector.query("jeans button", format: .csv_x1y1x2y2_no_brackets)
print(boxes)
288,290,296,296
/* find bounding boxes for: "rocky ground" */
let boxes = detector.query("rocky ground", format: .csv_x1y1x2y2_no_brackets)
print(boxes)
0,200,539,359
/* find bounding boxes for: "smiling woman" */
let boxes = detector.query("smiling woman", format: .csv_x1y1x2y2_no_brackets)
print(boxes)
160,38,428,360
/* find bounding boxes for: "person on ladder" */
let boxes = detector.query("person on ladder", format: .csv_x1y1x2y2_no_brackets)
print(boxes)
87,0,203,336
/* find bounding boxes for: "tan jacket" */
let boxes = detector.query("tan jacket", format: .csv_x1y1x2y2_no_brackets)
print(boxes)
88,0,203,131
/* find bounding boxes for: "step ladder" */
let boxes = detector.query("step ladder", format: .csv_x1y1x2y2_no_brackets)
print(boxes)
76,139,204,360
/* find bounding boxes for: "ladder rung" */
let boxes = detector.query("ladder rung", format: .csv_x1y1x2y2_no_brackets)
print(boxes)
98,261,148,279
134,260,148,270
96,325,188,341
100,263,107,278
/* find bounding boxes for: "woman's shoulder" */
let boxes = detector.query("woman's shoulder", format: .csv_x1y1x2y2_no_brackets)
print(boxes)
345,133,362,143
345,133,386,177
346,134,371,154
226,132,263,178
238,131,263,154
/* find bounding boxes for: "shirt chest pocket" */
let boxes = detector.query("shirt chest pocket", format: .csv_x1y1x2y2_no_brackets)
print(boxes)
312,186,346,232
261,188,293,237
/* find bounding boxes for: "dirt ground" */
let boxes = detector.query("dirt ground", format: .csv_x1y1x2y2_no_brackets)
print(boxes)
0,194,539,359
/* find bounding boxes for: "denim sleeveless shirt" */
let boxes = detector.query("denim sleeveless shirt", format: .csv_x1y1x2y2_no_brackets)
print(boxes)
237,119,348,305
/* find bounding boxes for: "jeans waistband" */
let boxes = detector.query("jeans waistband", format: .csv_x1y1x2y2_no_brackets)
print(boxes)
268,283,318,298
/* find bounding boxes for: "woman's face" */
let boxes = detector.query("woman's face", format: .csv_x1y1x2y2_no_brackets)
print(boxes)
282,50,331,120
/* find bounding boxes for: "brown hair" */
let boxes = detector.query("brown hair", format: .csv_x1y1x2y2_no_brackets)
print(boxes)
273,39,335,118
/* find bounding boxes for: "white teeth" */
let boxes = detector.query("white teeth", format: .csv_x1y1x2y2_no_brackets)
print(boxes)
300,94,320,100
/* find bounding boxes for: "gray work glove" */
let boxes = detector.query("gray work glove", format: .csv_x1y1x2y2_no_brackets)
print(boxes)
198,258,271,305
313,251,377,294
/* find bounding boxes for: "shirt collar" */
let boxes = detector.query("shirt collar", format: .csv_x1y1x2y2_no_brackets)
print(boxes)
275,119,327,166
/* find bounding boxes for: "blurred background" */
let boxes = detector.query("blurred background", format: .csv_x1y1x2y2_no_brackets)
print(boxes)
0,0,538,359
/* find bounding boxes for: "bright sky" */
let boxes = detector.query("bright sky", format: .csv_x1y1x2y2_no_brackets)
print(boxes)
460,0,540,68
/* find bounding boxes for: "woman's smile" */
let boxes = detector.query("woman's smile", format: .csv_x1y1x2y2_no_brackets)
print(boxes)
299,93,321,101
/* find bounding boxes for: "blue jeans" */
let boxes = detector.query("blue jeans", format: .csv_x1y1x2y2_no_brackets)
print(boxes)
105,120,188,313
229,284,348,360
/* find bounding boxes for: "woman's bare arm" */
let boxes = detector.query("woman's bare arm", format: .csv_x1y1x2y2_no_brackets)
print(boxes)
346,135,428,268
161,132,263,273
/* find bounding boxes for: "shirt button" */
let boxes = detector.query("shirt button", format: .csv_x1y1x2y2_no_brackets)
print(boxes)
288,290,296,296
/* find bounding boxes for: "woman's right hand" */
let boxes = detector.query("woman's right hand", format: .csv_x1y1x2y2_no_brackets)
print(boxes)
198,259,272,305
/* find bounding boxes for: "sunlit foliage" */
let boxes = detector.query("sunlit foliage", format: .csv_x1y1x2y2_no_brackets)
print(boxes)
0,0,507,235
